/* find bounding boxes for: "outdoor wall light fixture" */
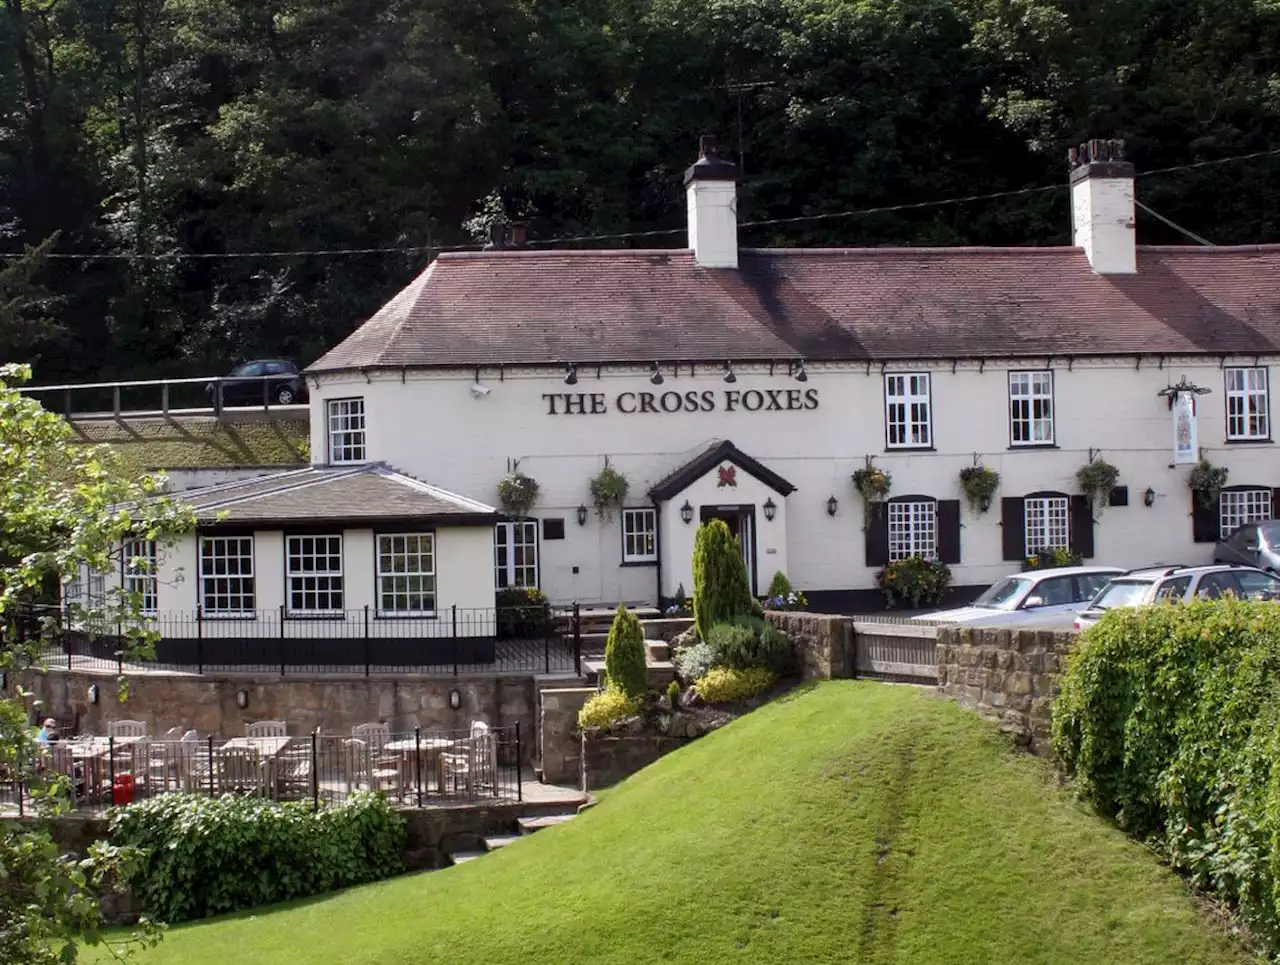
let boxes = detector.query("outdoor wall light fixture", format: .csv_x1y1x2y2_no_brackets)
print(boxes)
763,497,777,521
564,363,578,386
680,500,694,524
449,689,462,710
649,362,665,386
978,495,992,513
235,689,249,709
793,360,808,383
87,684,99,705
576,504,589,526
1144,487,1156,507
723,361,737,384
827,495,839,517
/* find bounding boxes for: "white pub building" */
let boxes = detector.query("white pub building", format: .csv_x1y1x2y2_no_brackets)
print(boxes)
294,136,1280,613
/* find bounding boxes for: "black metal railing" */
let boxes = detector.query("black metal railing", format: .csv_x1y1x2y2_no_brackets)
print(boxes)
16,603,584,678
0,724,523,815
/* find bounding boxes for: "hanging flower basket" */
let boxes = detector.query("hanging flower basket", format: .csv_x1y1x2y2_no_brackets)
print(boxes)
1076,457,1120,510
589,462,629,521
497,470,540,516
851,465,892,504
958,465,1000,513
1188,458,1229,509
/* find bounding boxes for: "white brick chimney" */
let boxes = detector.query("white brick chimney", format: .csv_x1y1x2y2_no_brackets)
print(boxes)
1069,138,1136,275
684,135,740,269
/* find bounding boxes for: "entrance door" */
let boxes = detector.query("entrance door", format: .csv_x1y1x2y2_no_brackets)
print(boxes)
494,521,539,589
699,505,757,594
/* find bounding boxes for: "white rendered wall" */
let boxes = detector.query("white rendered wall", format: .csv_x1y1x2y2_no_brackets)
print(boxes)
309,359,1280,604
1071,176,1136,274
686,180,738,268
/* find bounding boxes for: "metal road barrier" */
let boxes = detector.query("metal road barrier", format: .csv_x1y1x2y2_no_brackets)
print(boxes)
19,374,309,420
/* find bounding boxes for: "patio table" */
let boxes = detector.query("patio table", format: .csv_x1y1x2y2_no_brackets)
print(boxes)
220,736,293,794
382,737,457,794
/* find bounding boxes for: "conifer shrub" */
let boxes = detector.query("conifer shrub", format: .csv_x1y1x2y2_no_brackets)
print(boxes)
692,519,755,640
604,603,648,698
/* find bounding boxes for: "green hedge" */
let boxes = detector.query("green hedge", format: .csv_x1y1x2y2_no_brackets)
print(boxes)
706,616,796,677
109,792,406,923
1053,599,1280,952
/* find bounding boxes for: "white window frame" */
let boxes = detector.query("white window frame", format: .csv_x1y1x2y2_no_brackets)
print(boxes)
1024,496,1070,556
887,500,937,562
494,521,539,589
1225,367,1270,441
376,533,436,617
199,535,256,616
884,373,932,449
327,397,367,464
1009,371,1055,446
286,534,344,615
123,539,158,615
621,508,658,563
1220,489,1272,540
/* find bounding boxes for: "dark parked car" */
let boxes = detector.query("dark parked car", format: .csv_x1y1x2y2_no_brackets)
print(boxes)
206,360,308,408
1214,520,1280,574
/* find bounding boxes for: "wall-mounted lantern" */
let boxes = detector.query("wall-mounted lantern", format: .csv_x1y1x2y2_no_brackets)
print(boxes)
1143,487,1156,507
793,359,808,382
680,500,694,525
723,361,737,384
235,689,249,709
826,495,839,517
87,684,99,705
564,363,578,386
649,362,664,386
576,504,589,526
449,689,462,710
763,497,777,521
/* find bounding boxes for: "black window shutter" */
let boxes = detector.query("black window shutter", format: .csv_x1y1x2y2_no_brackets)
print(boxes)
936,500,961,564
1273,488,1280,519
865,505,890,566
1192,492,1220,543
1069,495,1095,558
1001,497,1026,561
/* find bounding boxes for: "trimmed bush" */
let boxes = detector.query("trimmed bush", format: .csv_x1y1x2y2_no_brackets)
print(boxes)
766,571,793,597
604,603,648,698
578,687,641,730
694,667,775,704
1053,599,1280,952
496,586,549,639
673,641,716,683
692,519,755,641
109,792,405,923
667,679,680,708
706,617,796,677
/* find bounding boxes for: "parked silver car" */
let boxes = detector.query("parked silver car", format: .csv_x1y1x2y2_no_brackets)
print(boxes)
916,566,1124,628
1213,520,1280,574
1073,563,1280,631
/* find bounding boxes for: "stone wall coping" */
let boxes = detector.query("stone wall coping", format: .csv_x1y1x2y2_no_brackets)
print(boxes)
852,621,937,639
36,666,553,685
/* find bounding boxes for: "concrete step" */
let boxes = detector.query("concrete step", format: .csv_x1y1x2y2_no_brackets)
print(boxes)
639,617,695,641
518,812,579,834
647,661,677,686
483,833,523,851
646,639,670,662
448,850,487,865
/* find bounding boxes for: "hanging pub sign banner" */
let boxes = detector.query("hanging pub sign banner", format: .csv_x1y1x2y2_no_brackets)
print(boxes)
1172,390,1198,465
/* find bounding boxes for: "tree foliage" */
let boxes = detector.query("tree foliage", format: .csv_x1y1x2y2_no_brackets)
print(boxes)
0,0,1276,382
692,519,755,641
603,602,648,698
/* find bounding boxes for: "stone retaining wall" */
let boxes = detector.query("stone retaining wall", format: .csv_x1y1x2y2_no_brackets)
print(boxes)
22,669,536,757
935,627,1073,752
580,734,690,791
539,687,595,785
764,611,854,679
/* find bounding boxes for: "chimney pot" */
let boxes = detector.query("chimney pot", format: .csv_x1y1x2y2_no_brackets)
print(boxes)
684,136,740,269
509,222,527,247
483,221,507,251
699,135,719,160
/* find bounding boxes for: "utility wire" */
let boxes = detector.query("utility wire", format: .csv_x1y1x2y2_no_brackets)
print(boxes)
1,144,1275,262
1135,200,1215,247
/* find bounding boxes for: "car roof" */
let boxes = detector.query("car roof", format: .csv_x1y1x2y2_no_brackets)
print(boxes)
1120,563,1269,581
1024,566,1124,581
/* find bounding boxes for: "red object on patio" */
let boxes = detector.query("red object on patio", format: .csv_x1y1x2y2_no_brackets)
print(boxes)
112,774,135,806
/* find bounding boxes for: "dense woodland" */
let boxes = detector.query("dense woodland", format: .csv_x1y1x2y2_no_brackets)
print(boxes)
1,0,1278,381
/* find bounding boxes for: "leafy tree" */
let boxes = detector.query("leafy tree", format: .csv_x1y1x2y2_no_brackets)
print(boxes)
692,519,754,641
603,602,648,698
0,235,63,365
0,362,193,963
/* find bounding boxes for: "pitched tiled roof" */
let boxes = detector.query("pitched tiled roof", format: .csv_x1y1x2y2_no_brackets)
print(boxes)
179,464,498,528
308,245,1280,372
649,440,797,500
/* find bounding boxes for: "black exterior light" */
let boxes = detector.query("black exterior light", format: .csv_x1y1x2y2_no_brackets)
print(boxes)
1144,487,1156,507
979,495,992,512
763,497,777,521
235,689,249,709
449,689,462,709
650,362,664,386
826,495,839,517
680,500,694,524
576,504,589,526
794,360,808,382
564,363,578,386
723,361,737,384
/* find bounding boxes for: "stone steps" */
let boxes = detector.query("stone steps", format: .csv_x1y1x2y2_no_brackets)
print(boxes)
448,850,486,865
517,812,579,833
447,810,582,866
482,833,523,851
639,617,695,641
582,657,676,688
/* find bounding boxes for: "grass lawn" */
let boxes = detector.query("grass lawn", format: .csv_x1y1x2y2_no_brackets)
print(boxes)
87,681,1255,965
74,413,309,473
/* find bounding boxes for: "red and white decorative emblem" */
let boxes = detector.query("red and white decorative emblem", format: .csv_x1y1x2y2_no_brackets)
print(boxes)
717,465,737,488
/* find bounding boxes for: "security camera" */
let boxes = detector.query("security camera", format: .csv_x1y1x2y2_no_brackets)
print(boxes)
470,383,491,398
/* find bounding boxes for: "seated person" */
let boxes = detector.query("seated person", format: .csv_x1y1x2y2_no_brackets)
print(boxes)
36,718,57,748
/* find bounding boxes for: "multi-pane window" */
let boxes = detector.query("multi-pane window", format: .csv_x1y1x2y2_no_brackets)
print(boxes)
885,373,932,448
1220,489,1272,539
1009,371,1055,446
327,398,366,463
887,501,937,561
1024,496,1070,556
495,521,538,588
63,566,106,609
622,509,658,563
377,534,435,615
286,535,344,613
1225,367,1270,441
123,539,158,615
199,536,255,615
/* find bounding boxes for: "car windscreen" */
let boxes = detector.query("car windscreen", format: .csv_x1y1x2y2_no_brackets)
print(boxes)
971,577,1031,609
1260,523,1280,546
1089,580,1152,610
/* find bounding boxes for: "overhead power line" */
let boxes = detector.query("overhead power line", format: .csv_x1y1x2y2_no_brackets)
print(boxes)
1,145,1276,262
1135,200,1215,247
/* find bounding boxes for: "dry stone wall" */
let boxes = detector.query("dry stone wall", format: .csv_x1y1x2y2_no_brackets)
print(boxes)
538,687,595,785
764,611,854,679
580,734,690,791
